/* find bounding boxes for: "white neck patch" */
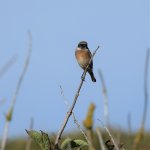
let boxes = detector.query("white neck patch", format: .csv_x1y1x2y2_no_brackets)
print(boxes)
76,47,89,51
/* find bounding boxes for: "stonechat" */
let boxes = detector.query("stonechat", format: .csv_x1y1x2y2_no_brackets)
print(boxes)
75,41,96,82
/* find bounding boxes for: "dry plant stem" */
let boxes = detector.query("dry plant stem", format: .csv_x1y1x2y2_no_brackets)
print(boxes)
0,31,32,150
142,48,149,127
0,55,17,78
26,118,34,150
98,119,119,150
72,113,91,145
133,49,150,150
55,46,99,148
96,128,106,150
59,86,91,145
0,122,9,150
86,130,95,150
10,31,32,108
98,69,109,127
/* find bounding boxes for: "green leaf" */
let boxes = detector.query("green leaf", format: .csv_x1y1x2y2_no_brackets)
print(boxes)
61,138,88,150
61,138,72,150
26,130,45,150
41,130,51,150
73,140,88,147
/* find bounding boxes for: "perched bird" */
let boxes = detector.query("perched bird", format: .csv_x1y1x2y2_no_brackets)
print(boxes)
75,41,96,82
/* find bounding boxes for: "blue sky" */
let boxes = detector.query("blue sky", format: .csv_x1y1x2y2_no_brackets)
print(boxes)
0,0,149,137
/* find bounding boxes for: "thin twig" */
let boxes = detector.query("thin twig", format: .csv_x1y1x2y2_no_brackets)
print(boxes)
72,113,91,145
98,119,119,150
26,118,34,150
0,122,9,150
96,128,106,150
59,85,91,145
142,48,149,127
98,69,109,127
54,46,100,149
10,31,32,108
0,55,17,78
0,31,32,150
133,48,150,150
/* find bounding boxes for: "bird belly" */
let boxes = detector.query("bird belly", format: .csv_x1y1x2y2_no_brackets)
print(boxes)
78,57,89,68
75,50,91,69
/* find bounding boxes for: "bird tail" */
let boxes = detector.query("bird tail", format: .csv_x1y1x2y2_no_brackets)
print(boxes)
89,71,96,82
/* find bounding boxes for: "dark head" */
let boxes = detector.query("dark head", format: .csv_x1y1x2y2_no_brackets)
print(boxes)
78,41,88,49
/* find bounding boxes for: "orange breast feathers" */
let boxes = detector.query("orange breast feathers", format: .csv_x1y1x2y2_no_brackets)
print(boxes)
75,49,92,69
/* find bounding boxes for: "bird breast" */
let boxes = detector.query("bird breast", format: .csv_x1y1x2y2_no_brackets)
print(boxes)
75,49,91,69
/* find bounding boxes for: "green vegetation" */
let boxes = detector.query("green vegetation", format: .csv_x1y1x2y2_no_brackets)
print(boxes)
3,131,150,150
